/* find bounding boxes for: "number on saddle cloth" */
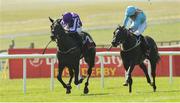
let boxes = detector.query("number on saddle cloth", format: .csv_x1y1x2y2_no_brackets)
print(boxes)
80,33,96,49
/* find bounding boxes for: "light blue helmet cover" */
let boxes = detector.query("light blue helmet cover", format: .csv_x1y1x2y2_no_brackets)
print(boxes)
125,6,137,16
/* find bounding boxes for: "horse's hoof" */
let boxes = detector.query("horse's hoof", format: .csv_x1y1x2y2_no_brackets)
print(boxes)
147,80,151,84
84,87,89,94
129,87,132,93
123,83,128,86
79,78,85,84
129,89,132,93
66,89,71,94
153,86,156,92
66,85,72,94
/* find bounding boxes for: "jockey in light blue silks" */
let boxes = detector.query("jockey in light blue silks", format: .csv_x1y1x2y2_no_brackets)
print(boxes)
60,12,83,47
122,6,150,86
122,6,149,57
123,6,147,38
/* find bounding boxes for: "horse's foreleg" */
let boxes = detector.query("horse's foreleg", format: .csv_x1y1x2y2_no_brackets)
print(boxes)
139,63,151,84
67,68,74,85
150,61,157,92
123,64,129,86
74,64,84,85
84,67,92,94
57,64,67,89
66,68,73,94
127,64,135,93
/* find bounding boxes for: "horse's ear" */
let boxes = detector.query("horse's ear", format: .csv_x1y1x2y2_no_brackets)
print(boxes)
49,17,54,23
117,24,121,28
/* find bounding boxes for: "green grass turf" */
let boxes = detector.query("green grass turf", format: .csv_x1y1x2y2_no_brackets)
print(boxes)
0,77,180,102
0,0,180,50
0,22,180,50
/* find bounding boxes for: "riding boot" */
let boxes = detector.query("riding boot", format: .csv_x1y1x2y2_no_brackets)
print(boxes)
139,35,150,58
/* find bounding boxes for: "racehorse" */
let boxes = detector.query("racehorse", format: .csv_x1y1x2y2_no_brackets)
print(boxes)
49,17,96,94
111,25,160,93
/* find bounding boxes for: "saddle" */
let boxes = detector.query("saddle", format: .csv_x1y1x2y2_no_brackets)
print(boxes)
133,34,150,58
68,32,96,49
79,32,96,49
139,35,150,58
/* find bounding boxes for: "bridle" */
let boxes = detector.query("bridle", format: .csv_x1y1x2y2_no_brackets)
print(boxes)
51,20,79,55
113,27,141,52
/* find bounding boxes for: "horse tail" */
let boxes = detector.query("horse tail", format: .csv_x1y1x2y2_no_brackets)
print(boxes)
145,36,160,64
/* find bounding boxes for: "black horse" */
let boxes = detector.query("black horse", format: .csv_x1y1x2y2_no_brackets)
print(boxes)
49,17,96,94
111,25,160,93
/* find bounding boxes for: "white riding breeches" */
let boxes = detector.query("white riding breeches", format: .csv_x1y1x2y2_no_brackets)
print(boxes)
133,21,147,36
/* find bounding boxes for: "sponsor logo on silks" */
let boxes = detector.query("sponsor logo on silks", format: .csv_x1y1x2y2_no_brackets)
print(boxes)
29,57,43,67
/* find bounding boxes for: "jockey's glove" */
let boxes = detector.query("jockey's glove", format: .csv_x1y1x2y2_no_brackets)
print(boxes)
128,28,135,32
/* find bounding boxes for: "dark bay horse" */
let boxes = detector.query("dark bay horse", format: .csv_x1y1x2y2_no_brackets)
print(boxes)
111,25,160,93
49,17,96,94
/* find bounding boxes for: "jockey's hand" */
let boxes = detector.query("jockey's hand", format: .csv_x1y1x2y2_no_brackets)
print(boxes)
128,28,135,33
50,36,56,41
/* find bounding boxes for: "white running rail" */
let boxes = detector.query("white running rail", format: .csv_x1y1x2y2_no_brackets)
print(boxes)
0,51,180,94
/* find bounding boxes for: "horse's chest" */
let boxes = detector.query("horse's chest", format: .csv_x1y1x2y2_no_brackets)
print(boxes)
121,51,142,64
57,51,81,64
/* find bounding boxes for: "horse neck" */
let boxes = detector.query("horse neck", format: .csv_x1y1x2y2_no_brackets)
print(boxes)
57,34,77,51
122,34,137,50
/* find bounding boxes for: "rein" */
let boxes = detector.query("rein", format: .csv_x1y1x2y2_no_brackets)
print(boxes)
42,40,52,54
58,46,78,54
121,34,141,52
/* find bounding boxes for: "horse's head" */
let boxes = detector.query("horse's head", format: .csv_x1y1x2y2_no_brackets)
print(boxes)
111,25,129,47
49,17,65,41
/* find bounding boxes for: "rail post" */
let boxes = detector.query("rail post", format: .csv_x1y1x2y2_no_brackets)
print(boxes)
23,58,26,94
100,56,104,88
169,55,173,84
50,58,55,91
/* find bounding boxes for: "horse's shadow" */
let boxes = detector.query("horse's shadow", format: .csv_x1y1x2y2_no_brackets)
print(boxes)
136,90,180,94
81,93,110,96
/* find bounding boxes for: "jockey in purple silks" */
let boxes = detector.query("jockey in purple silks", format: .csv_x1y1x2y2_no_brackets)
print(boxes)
60,12,82,33
60,12,83,47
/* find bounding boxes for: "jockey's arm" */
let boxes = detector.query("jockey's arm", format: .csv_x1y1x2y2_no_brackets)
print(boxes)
131,19,141,32
130,13,145,32
122,16,129,28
